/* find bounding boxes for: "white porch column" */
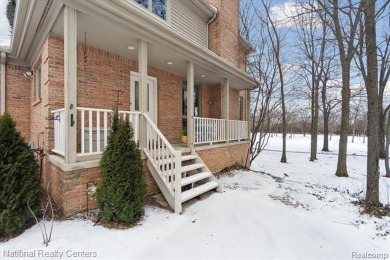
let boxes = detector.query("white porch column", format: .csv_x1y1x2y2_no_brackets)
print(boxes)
187,61,194,148
138,39,148,149
0,52,6,115
64,6,77,164
223,78,230,143
247,89,251,138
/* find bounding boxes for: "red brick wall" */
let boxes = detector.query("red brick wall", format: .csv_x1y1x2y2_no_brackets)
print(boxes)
230,88,240,120
207,0,247,70
5,64,31,141
197,143,250,173
200,84,241,120
149,67,182,144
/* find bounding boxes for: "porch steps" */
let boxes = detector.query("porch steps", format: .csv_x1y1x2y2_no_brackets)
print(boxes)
181,181,219,203
157,154,197,165
182,154,198,161
143,112,220,213
181,163,205,173
181,172,211,186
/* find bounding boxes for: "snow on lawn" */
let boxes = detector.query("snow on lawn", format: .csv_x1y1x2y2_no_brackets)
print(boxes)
1,135,390,259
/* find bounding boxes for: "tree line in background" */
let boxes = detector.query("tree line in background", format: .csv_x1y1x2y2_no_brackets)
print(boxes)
242,0,390,207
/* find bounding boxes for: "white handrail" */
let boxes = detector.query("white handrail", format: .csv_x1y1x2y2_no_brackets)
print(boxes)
144,113,175,154
143,113,182,213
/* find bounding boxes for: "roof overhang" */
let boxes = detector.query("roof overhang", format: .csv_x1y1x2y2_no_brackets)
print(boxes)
8,0,256,90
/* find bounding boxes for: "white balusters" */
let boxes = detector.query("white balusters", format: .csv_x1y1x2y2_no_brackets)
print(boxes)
193,117,226,144
52,107,140,157
52,109,65,156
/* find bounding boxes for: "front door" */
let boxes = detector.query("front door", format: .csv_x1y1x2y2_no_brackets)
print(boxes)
130,72,158,123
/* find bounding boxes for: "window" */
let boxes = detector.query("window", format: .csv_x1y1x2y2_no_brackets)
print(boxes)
35,65,42,101
239,96,244,121
134,0,167,20
182,81,201,129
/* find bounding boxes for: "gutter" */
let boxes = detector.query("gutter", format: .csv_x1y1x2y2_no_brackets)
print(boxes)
0,52,6,115
206,6,218,49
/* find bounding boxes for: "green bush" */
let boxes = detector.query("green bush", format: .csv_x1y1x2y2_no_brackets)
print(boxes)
96,109,146,224
0,112,41,237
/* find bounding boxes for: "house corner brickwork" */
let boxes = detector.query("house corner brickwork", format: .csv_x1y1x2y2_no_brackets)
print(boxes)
207,0,247,71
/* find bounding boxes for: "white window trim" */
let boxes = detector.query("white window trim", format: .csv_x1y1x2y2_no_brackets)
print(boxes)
34,64,42,102
133,0,169,22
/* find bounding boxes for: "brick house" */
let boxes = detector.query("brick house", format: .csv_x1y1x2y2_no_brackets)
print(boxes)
0,0,255,215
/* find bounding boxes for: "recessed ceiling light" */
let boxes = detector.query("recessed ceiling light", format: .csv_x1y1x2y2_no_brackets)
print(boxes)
127,45,135,50
201,74,206,78
167,61,173,65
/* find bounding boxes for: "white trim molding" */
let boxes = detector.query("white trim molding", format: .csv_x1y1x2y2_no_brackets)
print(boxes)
0,52,6,115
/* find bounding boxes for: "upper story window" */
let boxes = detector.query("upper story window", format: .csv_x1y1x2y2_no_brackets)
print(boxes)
134,0,167,20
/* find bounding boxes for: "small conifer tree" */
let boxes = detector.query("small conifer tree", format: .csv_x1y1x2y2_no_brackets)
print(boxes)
96,109,146,224
0,112,41,237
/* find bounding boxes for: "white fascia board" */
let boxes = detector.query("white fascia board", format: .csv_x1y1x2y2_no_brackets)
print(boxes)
80,0,256,88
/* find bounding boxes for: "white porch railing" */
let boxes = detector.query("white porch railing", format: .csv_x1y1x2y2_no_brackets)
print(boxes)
52,108,65,156
78,107,140,156
194,117,226,144
143,113,182,213
229,120,249,141
52,107,140,157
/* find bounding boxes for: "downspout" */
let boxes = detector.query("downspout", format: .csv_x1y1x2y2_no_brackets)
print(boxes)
206,7,218,48
0,52,6,115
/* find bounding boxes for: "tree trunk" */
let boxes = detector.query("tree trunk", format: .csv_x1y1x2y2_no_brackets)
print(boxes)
335,67,350,177
281,92,287,162
322,112,330,151
364,0,380,206
310,81,319,161
379,108,386,158
385,111,390,177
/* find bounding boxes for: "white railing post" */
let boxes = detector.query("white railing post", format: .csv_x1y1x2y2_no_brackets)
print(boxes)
223,78,230,143
187,61,195,149
174,150,182,214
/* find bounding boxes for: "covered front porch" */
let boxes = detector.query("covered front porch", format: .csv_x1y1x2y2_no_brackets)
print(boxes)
48,2,253,164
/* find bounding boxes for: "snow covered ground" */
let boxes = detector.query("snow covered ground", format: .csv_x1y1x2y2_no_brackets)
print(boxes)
1,134,390,259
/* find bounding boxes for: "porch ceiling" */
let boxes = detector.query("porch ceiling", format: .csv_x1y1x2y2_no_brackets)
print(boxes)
51,6,251,89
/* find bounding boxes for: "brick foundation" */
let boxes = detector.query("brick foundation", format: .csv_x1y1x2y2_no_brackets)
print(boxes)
197,142,250,173
47,158,159,216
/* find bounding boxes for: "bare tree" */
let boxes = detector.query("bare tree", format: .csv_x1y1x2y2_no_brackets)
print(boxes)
293,1,330,161
363,0,380,206
247,34,282,163
321,80,342,151
377,8,390,158
257,0,289,163
315,0,364,177
241,0,283,164
355,2,390,159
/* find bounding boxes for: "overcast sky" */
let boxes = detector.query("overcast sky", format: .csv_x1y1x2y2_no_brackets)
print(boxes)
0,0,11,49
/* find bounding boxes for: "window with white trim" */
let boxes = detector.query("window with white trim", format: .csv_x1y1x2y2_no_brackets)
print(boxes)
35,64,42,101
239,96,244,121
134,0,167,20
